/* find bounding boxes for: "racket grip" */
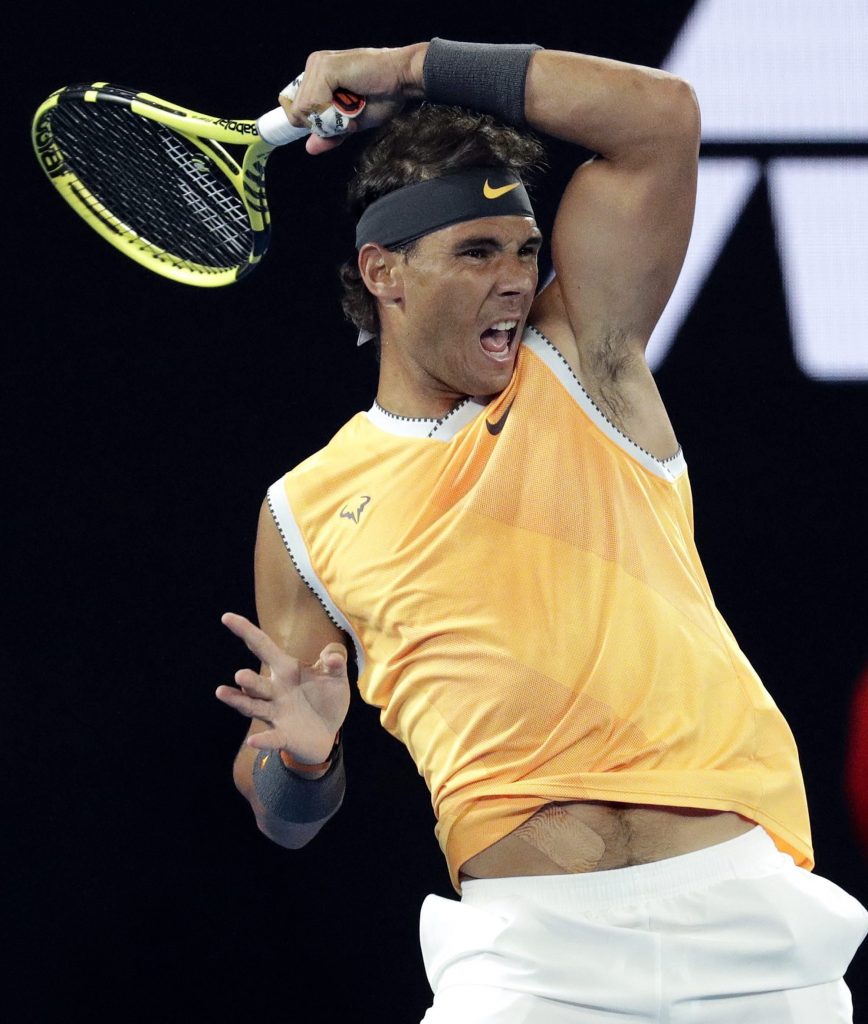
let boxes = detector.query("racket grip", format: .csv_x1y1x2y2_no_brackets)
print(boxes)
257,107,310,146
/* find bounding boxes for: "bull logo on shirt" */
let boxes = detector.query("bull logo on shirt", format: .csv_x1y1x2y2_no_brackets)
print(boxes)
340,495,371,524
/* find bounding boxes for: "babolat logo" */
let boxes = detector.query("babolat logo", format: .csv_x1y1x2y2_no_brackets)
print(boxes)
216,118,258,135
33,115,66,178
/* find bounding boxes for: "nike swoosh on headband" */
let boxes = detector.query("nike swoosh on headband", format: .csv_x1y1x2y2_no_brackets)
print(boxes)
355,169,535,249
483,180,521,199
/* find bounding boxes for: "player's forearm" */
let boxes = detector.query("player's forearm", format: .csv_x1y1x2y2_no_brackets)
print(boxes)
524,50,700,163
400,41,699,165
233,742,344,848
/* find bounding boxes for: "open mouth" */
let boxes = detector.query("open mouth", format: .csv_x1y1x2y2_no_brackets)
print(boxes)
479,320,518,363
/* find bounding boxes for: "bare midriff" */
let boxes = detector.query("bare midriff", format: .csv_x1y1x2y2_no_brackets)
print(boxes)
459,802,756,880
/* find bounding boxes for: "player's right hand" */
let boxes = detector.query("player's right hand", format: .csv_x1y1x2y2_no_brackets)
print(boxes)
280,43,428,154
215,612,350,764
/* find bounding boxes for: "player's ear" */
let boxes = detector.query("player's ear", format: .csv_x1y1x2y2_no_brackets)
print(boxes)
358,244,403,304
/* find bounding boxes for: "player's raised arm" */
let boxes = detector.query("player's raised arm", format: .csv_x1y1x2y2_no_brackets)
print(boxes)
216,500,351,848
287,41,699,372
408,40,700,369
522,48,700,369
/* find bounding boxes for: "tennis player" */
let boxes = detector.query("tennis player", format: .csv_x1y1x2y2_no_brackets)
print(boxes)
216,41,867,1022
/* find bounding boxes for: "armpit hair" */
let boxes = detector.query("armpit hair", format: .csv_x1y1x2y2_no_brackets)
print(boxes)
588,326,637,426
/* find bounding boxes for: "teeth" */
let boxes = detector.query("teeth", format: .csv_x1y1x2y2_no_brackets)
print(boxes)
491,320,517,331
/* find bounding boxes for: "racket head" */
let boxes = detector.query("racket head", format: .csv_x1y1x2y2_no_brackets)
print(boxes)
32,83,273,287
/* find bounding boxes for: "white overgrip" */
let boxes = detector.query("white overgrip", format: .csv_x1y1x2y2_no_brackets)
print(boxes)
256,107,309,146
258,72,366,147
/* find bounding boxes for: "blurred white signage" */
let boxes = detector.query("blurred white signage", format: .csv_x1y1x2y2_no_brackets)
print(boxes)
649,0,868,380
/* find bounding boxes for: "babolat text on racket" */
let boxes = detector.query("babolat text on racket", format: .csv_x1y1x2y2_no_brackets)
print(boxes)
31,78,364,286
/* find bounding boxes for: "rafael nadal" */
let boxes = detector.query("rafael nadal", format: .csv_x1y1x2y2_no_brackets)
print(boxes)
216,39,867,1022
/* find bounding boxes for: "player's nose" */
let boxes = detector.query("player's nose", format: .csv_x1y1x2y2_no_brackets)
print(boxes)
495,253,538,296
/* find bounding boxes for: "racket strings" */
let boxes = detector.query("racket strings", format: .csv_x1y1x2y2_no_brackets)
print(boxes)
160,134,250,252
49,100,253,268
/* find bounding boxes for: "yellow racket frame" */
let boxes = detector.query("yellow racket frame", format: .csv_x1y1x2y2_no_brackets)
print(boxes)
32,83,276,286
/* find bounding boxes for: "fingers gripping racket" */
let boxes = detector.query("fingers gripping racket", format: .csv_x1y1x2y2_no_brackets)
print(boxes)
31,79,364,286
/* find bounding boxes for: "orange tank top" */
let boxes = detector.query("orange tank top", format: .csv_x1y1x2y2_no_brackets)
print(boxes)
268,328,813,891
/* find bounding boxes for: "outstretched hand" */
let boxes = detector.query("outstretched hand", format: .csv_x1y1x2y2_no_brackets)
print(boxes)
215,612,350,764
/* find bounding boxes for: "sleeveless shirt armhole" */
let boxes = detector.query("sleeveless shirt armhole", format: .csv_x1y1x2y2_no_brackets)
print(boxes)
523,326,688,482
265,479,367,674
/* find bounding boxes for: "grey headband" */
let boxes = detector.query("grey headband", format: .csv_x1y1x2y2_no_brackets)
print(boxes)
354,168,535,249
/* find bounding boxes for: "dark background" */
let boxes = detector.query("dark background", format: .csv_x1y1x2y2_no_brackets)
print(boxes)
9,1,866,1020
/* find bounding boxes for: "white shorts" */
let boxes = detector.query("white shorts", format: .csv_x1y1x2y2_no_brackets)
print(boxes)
419,827,868,1023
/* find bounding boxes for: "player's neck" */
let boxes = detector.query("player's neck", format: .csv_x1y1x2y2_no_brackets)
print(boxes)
376,343,468,420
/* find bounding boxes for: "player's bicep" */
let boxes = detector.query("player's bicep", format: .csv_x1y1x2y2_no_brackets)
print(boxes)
253,497,348,669
536,140,698,365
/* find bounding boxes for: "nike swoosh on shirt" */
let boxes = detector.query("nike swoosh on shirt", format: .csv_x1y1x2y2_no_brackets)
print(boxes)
483,180,520,200
486,399,515,435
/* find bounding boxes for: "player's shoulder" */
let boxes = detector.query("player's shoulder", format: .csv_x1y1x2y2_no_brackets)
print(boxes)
277,410,371,482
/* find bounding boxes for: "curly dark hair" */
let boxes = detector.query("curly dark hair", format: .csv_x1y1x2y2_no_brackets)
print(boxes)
339,104,546,339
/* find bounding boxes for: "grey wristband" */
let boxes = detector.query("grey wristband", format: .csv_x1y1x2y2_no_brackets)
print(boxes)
422,38,542,127
252,745,345,824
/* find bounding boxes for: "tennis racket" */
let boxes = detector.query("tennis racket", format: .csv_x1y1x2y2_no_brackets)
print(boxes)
31,78,365,286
